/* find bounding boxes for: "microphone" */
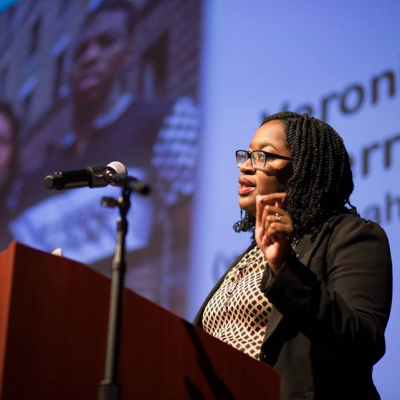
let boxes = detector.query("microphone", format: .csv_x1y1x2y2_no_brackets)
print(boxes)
45,161,127,190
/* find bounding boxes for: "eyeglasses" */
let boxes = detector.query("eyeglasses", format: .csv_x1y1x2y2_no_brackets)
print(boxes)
236,150,291,170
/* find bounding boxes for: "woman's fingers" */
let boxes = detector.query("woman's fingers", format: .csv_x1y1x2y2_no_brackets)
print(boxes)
256,194,293,246
260,204,289,218
255,193,293,272
261,205,289,230
255,196,268,247
258,193,287,208
256,195,264,229
266,221,293,241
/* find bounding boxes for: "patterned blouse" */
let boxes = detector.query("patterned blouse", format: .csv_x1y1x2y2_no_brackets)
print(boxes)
202,245,273,360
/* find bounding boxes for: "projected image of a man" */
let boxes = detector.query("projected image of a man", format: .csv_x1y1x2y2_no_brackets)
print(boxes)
8,1,172,268
4,0,199,315
69,1,135,156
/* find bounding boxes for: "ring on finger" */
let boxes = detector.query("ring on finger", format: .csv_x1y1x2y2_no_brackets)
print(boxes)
275,213,282,223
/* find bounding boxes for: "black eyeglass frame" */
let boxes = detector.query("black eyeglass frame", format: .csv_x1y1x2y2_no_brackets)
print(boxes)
236,149,291,169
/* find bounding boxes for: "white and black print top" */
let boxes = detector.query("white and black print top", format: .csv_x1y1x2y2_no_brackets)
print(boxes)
202,245,273,360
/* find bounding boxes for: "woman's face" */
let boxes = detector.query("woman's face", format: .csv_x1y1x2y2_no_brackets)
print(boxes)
0,112,14,186
238,120,292,216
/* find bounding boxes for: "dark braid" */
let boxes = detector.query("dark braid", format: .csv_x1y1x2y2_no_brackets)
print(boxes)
234,111,358,241
233,210,255,233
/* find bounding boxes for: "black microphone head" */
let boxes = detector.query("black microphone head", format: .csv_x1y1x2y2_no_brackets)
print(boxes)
44,162,129,190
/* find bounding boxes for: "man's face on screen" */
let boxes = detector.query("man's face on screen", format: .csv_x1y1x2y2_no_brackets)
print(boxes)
70,10,131,106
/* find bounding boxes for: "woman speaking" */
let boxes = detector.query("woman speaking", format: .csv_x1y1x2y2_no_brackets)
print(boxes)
194,112,392,400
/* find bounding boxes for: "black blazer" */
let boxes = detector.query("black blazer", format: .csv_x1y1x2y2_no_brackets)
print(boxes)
193,214,392,400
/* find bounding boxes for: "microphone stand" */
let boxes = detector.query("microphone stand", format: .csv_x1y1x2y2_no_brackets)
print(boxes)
44,164,150,399
98,185,131,400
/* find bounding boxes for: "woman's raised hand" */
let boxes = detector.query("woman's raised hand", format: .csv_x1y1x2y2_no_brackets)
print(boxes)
255,193,294,274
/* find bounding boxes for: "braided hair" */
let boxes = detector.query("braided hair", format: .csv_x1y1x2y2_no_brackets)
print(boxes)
234,111,358,241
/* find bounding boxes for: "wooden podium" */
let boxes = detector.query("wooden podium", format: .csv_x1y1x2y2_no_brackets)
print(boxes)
0,242,279,400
